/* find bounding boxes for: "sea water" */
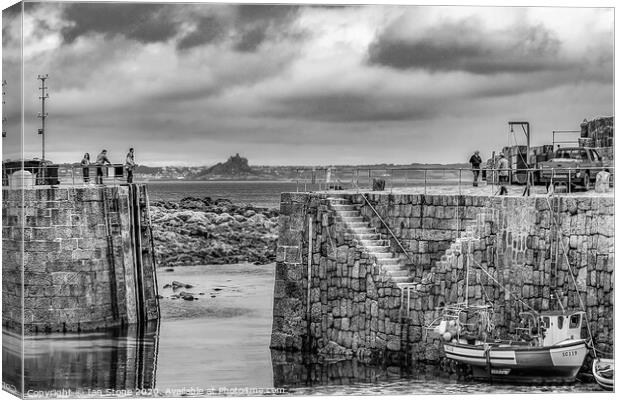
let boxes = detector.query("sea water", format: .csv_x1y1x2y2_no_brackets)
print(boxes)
147,181,298,208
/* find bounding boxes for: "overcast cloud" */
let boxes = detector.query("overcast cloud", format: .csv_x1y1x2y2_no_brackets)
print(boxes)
1,3,613,166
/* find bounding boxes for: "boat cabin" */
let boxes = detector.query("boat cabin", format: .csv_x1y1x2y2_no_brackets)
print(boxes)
539,311,585,346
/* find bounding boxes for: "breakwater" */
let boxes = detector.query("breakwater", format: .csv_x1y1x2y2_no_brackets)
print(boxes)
270,192,614,364
2,185,159,333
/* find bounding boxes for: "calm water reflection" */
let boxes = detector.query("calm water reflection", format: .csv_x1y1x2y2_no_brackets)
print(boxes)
3,322,159,396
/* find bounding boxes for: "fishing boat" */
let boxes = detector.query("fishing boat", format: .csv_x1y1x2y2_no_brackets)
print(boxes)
592,358,613,390
438,307,588,383
427,251,590,384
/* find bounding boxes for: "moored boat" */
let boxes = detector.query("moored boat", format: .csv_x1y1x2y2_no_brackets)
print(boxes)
592,358,614,390
444,337,587,384
432,305,590,384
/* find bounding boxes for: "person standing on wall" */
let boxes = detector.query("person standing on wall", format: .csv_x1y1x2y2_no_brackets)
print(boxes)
80,153,90,184
125,148,135,184
469,150,482,187
498,153,510,195
95,149,112,185
595,168,611,193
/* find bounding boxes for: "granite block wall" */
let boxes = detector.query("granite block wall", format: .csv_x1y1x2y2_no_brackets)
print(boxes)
2,185,159,333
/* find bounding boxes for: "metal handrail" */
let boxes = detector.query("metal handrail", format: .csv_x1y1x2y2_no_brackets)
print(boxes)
295,165,614,193
349,181,416,265
2,163,128,187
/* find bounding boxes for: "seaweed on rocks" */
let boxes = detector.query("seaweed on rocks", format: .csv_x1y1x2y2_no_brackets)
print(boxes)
150,196,279,267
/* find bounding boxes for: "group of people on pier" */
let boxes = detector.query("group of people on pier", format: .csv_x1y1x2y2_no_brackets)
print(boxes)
469,150,510,195
469,150,610,194
80,148,135,185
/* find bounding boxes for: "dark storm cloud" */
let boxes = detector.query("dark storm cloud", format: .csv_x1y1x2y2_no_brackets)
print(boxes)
60,3,178,44
234,26,267,52
57,3,304,52
2,2,22,47
177,15,226,50
175,4,303,51
264,93,435,123
236,4,300,25
232,4,302,52
367,18,565,74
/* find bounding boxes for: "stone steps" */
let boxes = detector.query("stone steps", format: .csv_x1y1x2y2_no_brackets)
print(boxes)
331,205,358,212
327,196,414,287
366,245,391,253
336,210,360,217
358,239,388,247
374,257,401,265
353,228,378,235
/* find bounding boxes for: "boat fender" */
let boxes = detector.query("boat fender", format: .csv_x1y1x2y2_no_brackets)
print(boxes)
435,320,447,335
443,332,452,341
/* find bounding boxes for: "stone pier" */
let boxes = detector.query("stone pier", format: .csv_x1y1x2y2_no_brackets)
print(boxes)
2,184,160,333
270,191,614,364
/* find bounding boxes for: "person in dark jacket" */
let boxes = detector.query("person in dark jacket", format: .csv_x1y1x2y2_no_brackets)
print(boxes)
95,149,112,185
80,153,90,183
125,148,135,183
469,150,482,186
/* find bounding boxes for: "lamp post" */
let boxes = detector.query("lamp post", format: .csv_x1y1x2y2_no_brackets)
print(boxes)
508,121,531,196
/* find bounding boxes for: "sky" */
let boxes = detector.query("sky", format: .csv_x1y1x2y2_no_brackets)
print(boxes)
1,1,614,167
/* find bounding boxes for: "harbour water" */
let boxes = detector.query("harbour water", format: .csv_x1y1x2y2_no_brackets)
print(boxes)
3,263,602,396
147,181,298,208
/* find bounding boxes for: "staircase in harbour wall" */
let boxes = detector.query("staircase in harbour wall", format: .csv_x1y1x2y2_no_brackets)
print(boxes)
326,196,413,285
326,195,498,301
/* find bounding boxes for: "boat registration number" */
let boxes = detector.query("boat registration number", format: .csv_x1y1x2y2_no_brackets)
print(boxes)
562,350,578,357
491,369,511,375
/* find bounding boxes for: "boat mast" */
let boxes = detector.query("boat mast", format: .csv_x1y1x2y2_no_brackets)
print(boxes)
465,253,469,307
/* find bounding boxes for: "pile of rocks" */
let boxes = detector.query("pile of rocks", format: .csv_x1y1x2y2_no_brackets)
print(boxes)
150,197,279,267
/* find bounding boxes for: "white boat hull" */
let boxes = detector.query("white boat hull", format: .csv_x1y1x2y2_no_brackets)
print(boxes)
592,358,614,391
444,339,587,384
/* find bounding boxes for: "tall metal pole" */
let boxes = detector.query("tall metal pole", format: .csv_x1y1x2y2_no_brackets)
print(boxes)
508,121,531,196
37,74,49,161
525,123,531,196
2,80,6,138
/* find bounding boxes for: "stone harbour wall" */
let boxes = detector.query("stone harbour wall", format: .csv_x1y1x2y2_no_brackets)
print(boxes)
271,192,614,363
2,185,159,333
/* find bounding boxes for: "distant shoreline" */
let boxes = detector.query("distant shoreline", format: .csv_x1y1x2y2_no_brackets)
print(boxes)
142,179,297,183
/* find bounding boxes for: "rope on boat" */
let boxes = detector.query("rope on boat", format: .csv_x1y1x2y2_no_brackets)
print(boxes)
544,196,599,359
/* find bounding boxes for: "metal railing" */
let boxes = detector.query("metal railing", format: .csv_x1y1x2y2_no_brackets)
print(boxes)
349,181,416,265
295,166,614,195
2,164,129,188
